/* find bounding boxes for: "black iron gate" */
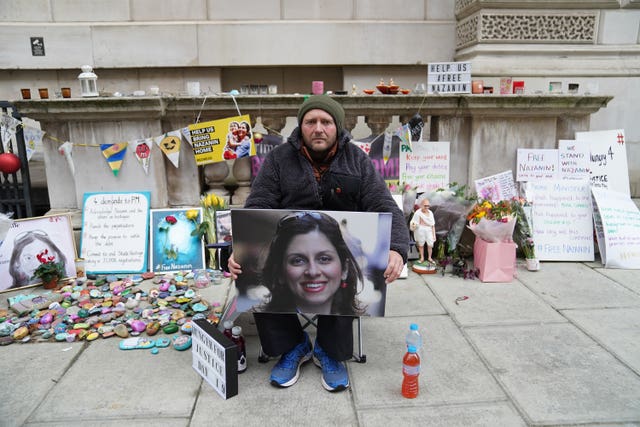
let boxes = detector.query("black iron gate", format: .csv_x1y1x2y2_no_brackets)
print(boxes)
0,101,33,218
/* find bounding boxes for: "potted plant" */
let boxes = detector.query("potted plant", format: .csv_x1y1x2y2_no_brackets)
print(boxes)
32,249,65,289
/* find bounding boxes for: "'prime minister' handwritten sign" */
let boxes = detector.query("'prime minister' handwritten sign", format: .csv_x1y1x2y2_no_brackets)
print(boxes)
427,62,471,94
192,319,238,399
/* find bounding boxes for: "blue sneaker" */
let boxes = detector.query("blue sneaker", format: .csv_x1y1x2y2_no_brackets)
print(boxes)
313,341,349,392
269,333,312,388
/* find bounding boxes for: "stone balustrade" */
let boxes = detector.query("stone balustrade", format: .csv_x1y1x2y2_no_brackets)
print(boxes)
12,94,613,216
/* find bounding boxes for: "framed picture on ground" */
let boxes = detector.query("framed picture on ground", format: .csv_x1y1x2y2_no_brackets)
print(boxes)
150,208,206,273
0,214,77,291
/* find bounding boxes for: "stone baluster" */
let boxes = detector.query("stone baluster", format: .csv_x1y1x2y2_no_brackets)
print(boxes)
365,114,393,137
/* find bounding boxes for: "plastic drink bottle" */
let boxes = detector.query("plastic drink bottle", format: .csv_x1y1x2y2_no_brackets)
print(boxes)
231,326,247,373
222,320,234,340
402,345,420,398
405,323,423,351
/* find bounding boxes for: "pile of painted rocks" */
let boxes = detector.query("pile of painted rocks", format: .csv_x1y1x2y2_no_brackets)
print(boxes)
0,271,226,350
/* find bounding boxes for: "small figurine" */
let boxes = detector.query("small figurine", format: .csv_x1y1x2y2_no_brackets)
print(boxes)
409,198,436,265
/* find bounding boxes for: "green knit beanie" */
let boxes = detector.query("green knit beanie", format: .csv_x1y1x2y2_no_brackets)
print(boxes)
297,95,345,131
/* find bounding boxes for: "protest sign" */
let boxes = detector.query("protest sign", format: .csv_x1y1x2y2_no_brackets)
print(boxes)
81,192,150,274
427,62,471,94
474,170,517,203
231,209,391,317
575,129,630,196
399,141,450,193
529,180,594,261
189,115,255,166
192,319,238,399
516,149,559,181
558,140,590,180
591,188,640,269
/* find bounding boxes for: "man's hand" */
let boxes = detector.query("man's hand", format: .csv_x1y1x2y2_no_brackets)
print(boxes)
383,250,404,283
227,253,242,280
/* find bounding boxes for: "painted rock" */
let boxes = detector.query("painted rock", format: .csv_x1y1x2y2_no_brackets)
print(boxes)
40,312,54,325
141,272,155,280
158,282,170,292
12,326,29,340
162,323,179,334
102,331,116,339
86,332,99,341
55,333,68,342
146,322,160,336
192,303,208,312
130,320,146,332
180,322,192,334
124,298,139,310
171,310,186,321
114,324,129,338
73,323,90,330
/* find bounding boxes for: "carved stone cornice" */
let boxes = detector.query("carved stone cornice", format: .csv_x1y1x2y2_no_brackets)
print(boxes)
456,0,621,19
457,10,598,49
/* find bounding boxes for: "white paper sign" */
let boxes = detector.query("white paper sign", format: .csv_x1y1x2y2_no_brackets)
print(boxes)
575,129,630,196
80,192,150,274
529,180,594,261
399,141,450,193
474,170,517,203
516,149,559,181
558,140,590,180
591,188,640,269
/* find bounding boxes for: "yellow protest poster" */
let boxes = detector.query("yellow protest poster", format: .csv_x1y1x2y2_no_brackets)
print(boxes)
188,115,256,165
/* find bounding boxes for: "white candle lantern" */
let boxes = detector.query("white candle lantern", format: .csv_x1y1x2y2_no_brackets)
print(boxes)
78,65,99,97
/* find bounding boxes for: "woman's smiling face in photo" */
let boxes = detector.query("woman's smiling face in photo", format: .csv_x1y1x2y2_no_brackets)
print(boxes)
283,230,344,310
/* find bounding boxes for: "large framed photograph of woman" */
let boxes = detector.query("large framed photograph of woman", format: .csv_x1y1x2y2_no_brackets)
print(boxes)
0,214,77,291
231,209,392,317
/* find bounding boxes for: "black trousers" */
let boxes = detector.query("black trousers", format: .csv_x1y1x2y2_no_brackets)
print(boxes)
253,312,354,361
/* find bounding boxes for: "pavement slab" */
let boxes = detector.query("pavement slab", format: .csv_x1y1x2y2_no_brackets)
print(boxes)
358,401,527,427
350,315,505,408
424,271,565,327
0,342,84,427
594,267,640,295
385,272,446,317
562,307,640,375
466,323,640,425
191,335,359,427
28,338,201,424
516,262,640,309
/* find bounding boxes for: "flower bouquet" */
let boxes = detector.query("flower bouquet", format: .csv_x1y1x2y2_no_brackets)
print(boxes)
511,197,539,270
32,249,65,289
467,199,516,243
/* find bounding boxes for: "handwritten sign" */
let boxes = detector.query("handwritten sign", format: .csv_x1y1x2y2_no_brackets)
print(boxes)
474,171,517,203
516,149,559,181
399,141,450,193
192,319,238,399
575,129,630,196
81,192,150,274
591,188,640,269
529,180,594,261
427,62,471,94
558,140,590,180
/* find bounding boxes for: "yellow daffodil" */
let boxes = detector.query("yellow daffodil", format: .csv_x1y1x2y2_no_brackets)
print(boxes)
186,209,199,220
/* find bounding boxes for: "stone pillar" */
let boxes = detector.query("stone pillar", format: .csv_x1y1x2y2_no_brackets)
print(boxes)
365,114,393,136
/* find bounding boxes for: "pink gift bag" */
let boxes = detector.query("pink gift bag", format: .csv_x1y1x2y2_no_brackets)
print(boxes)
473,238,516,282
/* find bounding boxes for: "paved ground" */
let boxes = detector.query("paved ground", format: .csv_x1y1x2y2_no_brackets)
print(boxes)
1,258,639,427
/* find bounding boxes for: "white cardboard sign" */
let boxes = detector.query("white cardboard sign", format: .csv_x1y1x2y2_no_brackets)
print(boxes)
529,180,594,261
575,129,630,196
591,188,640,269
516,149,559,181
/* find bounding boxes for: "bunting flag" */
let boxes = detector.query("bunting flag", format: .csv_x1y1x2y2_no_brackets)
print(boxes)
21,125,44,161
58,141,75,175
180,126,193,146
134,138,153,174
101,142,128,176
350,140,371,155
154,130,181,168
